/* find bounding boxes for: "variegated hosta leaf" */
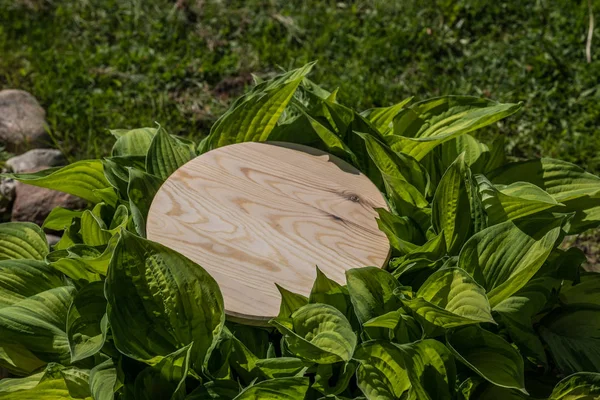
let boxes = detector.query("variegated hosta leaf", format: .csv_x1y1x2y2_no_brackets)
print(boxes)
2,159,116,204
549,372,600,399
0,222,48,261
42,208,83,232
354,340,410,400
89,359,117,400
385,96,521,161
111,127,157,157
145,127,195,180
446,325,526,392
398,339,456,400
432,153,472,254
233,377,310,400
66,281,108,362
360,97,413,135
346,267,403,325
270,303,356,364
105,230,225,367
475,175,562,225
458,217,562,307
204,63,315,150
134,344,193,400
402,267,495,329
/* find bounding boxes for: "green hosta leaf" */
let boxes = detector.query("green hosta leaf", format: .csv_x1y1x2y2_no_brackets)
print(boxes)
353,341,410,400
89,359,118,400
145,127,194,180
66,281,108,362
458,218,562,307
539,308,600,374
361,97,413,134
312,361,357,395
0,222,48,261
440,134,489,173
389,231,446,278
376,208,425,255
386,96,521,161
271,303,357,364
432,153,472,254
403,267,494,329
358,132,429,196
484,136,506,173
42,208,84,232
205,63,315,150
255,357,309,379
128,169,163,237
134,344,193,400
399,339,456,400
111,127,157,157
102,155,146,199
0,286,75,365
363,310,423,344
0,259,65,308
233,376,309,400
550,372,600,399
446,326,526,392
0,364,86,399
277,284,308,319
228,332,260,383
560,273,600,308
309,267,352,319
493,277,560,367
2,159,116,204
0,343,45,376
228,323,270,360
346,267,403,324
105,230,225,366
475,175,562,225
80,207,111,247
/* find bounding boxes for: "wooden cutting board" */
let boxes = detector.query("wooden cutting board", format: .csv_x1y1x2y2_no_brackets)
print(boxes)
146,142,390,325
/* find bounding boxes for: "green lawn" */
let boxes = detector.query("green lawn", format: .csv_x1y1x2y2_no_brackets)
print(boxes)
1,0,599,172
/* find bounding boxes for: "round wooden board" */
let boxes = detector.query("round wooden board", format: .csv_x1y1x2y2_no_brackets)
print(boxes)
147,142,390,324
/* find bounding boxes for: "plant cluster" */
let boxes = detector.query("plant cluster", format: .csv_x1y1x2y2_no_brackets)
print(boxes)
1,64,600,399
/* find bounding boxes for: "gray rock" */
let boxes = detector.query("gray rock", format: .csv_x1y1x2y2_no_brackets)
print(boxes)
46,234,61,246
5,149,65,173
0,89,50,152
0,178,16,222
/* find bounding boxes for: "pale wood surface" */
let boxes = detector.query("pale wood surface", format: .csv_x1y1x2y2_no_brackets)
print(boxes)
147,142,390,324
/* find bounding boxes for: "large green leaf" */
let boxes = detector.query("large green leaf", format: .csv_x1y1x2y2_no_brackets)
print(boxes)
354,340,410,400
560,273,600,308
493,277,560,367
346,267,403,324
360,97,413,135
0,222,48,261
375,208,424,255
539,308,600,374
446,326,526,392
458,218,561,307
0,364,85,399
66,281,108,362
549,372,600,399
204,63,315,150
255,357,309,379
89,359,118,400
134,344,192,400
399,339,456,400
385,96,521,160
440,134,489,173
271,303,356,364
105,230,225,367
312,361,357,396
2,159,116,204
111,127,157,157
276,284,308,319
145,128,194,180
0,286,75,366
42,208,84,232
402,267,495,329
233,377,309,400
309,267,352,319
363,310,423,344
432,153,472,254
475,175,562,225
128,169,163,237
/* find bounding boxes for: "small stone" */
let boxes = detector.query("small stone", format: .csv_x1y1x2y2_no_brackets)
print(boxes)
5,149,66,173
0,89,50,152
46,234,61,246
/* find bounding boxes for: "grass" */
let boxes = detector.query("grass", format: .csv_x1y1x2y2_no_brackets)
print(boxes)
0,0,599,171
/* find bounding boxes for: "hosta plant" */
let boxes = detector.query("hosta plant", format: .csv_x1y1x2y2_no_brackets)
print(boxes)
1,63,600,399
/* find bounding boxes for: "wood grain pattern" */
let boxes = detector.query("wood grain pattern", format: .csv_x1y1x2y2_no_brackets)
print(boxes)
147,142,390,324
